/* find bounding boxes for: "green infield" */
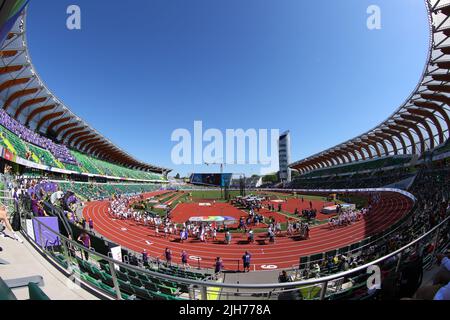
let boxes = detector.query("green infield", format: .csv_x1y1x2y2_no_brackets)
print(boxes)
187,190,241,200
133,189,361,225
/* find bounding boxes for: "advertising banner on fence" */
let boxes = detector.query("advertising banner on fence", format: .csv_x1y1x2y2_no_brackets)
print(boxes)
3,148,16,162
32,217,61,248
26,219,35,241
110,245,122,270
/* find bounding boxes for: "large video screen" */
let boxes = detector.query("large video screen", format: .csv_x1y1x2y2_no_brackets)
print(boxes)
190,173,233,187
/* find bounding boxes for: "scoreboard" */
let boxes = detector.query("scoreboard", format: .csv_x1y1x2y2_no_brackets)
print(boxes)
190,173,232,188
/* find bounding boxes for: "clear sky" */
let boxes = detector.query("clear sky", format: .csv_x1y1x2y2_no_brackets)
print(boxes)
26,0,429,177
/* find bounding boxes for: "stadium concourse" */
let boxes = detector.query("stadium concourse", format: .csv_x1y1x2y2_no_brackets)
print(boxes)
82,191,414,271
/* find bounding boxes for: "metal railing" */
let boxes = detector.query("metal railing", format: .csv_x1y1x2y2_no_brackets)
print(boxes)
9,179,447,299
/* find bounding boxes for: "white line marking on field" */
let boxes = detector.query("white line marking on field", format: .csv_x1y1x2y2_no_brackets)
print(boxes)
261,265,278,270
189,256,202,261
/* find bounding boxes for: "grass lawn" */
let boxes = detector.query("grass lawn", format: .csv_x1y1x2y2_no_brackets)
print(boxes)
158,192,179,204
171,193,189,207
187,190,242,200
338,194,368,209
254,191,329,202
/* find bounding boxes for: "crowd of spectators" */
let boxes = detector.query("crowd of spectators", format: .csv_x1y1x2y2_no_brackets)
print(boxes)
0,109,77,165
290,167,415,190
5,176,81,226
290,164,450,300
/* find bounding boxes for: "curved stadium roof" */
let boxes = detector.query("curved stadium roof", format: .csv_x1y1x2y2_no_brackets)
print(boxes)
0,5,169,174
291,0,450,174
2,1,447,177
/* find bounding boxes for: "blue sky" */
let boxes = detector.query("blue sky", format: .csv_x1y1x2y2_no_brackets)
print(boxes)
26,0,429,177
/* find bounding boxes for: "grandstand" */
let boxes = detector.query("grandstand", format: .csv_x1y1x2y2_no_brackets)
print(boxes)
0,16,170,182
298,155,414,179
0,0,449,303
230,175,263,189
56,181,163,201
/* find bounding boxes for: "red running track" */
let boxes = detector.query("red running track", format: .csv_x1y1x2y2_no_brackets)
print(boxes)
265,198,337,221
83,191,414,271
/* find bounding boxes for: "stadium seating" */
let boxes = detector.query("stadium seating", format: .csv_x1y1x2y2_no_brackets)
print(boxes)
13,162,450,301
0,109,76,165
28,283,50,301
0,120,165,181
432,140,450,157
301,156,413,178
71,254,189,300
291,167,415,190
0,125,69,169
69,150,165,181
0,278,50,301
87,156,165,181
0,125,28,159
56,181,161,200
27,144,61,168
70,151,103,175
0,278,17,300
63,163,83,173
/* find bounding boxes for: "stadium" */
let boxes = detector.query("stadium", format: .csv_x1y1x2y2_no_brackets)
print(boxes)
0,0,449,303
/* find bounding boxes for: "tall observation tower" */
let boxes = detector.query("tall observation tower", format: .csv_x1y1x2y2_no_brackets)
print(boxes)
279,131,292,183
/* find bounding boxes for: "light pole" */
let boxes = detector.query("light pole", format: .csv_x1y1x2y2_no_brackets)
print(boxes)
204,161,226,199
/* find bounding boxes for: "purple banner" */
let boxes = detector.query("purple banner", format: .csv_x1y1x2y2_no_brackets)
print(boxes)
33,217,61,248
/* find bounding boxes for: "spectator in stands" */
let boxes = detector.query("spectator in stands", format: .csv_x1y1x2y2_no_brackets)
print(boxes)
311,263,321,277
12,187,20,213
30,193,47,217
412,253,450,300
434,282,450,300
399,253,424,298
278,271,290,283
0,110,77,165
0,204,23,243
77,231,91,261
434,253,450,286
326,257,334,274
